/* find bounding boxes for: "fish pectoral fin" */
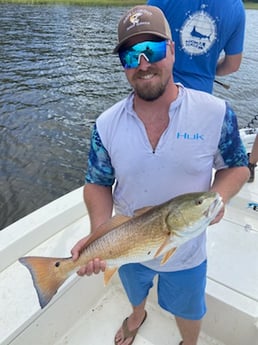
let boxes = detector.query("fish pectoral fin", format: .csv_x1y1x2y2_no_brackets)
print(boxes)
154,236,170,258
103,267,118,285
160,248,177,265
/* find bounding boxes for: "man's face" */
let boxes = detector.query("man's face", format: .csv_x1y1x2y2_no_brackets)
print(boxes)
119,34,174,101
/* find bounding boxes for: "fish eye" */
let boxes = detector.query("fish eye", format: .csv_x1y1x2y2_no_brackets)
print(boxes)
195,198,203,206
55,261,60,267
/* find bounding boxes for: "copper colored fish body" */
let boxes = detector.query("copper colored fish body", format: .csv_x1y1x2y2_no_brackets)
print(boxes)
19,191,223,308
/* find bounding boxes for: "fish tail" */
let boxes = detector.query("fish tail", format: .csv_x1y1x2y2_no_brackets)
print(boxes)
19,256,72,308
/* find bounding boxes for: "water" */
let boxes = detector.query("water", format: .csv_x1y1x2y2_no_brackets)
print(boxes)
213,9,258,126
0,5,257,230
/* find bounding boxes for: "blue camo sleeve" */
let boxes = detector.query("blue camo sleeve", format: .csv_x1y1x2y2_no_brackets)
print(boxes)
218,103,248,167
85,123,115,186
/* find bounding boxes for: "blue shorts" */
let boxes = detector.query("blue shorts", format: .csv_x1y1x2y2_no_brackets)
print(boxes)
118,260,207,320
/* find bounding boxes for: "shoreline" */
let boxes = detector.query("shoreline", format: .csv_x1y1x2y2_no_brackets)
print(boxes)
0,0,145,5
0,0,257,9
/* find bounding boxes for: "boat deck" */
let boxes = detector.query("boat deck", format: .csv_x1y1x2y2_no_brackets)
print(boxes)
1,168,258,345
0,257,226,345
54,282,225,345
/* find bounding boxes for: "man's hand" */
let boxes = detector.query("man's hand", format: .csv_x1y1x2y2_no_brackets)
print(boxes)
71,236,106,276
209,203,225,225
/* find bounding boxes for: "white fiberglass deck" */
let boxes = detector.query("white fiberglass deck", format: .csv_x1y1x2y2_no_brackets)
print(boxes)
207,177,258,303
53,282,226,345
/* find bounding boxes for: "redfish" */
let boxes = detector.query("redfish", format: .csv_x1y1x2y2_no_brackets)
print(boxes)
19,191,223,308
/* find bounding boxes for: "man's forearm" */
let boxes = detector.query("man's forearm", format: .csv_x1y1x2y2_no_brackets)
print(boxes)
83,183,113,232
216,54,242,76
210,167,250,203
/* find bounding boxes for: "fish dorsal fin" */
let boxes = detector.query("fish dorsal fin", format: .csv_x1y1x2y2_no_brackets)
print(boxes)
81,214,132,249
154,235,171,258
160,248,177,265
133,206,153,217
104,267,118,285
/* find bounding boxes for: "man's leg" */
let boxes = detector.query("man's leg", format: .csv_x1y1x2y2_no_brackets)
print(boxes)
175,316,202,345
158,261,207,345
115,263,156,345
114,299,147,345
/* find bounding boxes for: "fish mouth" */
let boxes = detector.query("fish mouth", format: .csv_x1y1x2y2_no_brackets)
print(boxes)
205,193,223,219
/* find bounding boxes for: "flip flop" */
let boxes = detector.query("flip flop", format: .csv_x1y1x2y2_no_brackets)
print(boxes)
114,311,147,345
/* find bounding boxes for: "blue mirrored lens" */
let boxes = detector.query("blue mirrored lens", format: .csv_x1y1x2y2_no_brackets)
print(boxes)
119,40,167,69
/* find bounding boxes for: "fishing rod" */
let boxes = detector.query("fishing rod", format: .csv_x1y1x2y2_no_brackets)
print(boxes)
214,79,230,89
247,115,258,128
213,80,257,130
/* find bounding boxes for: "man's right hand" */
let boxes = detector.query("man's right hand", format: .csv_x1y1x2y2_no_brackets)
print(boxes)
71,236,106,276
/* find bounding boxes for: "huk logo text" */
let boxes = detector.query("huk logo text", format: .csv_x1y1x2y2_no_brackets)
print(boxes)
176,132,204,140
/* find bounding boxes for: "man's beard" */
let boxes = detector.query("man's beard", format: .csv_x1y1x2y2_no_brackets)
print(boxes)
133,70,169,101
135,83,166,101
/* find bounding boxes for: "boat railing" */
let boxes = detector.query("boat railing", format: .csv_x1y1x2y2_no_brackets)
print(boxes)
0,186,86,273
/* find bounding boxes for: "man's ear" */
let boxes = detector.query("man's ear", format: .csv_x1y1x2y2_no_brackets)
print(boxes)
167,40,175,63
168,40,175,55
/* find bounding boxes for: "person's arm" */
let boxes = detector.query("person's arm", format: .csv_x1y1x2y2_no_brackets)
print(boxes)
84,183,113,233
71,183,113,276
209,100,250,223
71,123,115,276
209,166,249,224
211,166,249,202
216,53,242,76
249,134,258,165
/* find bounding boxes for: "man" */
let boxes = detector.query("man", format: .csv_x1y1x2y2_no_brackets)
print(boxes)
71,6,249,345
147,0,245,93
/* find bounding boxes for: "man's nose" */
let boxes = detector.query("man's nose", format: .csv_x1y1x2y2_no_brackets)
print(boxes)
138,53,151,69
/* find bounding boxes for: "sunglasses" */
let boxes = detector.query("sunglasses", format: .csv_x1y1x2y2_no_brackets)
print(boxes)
119,40,167,69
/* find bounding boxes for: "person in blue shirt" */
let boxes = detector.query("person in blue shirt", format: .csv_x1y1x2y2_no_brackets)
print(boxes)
147,1,258,181
147,0,245,94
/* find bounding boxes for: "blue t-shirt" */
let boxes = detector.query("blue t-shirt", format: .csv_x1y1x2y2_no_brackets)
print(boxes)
147,0,245,93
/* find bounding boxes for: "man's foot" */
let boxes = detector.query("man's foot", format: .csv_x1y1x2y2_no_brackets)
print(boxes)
114,311,147,345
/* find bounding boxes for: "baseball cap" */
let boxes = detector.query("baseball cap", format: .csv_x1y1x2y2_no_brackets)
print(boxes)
113,5,172,53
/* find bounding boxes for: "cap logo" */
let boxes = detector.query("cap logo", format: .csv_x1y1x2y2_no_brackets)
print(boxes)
124,10,152,32
129,13,143,26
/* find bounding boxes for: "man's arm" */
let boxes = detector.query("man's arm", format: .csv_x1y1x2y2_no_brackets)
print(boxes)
216,53,242,76
84,183,113,233
71,183,113,276
209,166,250,224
